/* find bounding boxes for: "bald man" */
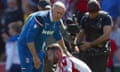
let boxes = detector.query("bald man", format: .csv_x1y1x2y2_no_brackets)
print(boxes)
18,1,70,72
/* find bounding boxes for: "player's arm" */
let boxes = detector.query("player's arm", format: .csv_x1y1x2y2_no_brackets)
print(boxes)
27,43,40,69
25,16,42,69
26,15,44,57
57,39,70,54
25,16,38,57
53,23,71,56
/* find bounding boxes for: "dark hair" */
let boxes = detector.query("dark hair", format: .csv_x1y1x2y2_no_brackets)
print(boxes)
87,0,100,13
38,0,50,9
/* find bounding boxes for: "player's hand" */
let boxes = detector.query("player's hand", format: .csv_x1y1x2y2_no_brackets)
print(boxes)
33,56,41,69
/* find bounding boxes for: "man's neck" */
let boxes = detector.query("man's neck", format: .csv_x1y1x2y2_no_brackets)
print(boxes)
89,12,99,19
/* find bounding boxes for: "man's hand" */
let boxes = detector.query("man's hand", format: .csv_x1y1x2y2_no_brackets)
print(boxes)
80,41,91,51
33,56,41,69
74,46,80,53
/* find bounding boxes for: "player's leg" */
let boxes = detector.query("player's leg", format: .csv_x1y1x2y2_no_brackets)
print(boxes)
18,46,33,72
33,51,45,72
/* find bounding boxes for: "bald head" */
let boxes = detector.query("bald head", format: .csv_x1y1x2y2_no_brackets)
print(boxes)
52,1,66,22
53,1,66,11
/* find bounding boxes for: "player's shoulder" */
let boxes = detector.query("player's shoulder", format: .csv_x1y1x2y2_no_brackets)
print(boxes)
29,10,49,17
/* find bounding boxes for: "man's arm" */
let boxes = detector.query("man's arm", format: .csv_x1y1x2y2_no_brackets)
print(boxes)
27,43,38,58
25,17,38,58
27,43,40,69
57,39,72,56
90,25,112,46
81,25,112,49
81,14,113,49
25,16,41,69
53,22,71,56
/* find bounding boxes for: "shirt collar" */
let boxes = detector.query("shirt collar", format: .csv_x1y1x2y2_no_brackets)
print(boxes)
49,10,53,22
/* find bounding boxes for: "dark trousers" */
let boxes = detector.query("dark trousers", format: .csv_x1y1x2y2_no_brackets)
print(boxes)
10,64,21,72
79,51,109,72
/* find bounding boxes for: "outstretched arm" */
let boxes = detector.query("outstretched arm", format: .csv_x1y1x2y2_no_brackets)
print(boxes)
57,39,72,56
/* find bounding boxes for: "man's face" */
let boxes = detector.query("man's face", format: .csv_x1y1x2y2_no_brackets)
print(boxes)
47,50,59,64
52,6,65,21
89,12,99,19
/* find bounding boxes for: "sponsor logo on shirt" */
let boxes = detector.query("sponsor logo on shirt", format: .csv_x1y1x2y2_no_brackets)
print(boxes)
42,29,54,35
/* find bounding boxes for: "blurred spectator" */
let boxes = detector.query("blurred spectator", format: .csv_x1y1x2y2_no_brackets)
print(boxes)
106,39,118,72
29,0,39,11
1,0,7,9
101,0,120,22
23,4,34,21
37,0,51,11
0,0,5,15
22,0,39,12
16,0,22,11
1,0,23,42
73,0,89,25
110,18,120,72
0,0,6,61
5,21,23,72
21,0,34,21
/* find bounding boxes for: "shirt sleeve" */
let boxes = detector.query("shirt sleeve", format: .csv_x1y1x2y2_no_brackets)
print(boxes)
25,16,42,43
53,22,63,41
79,15,86,29
102,14,113,26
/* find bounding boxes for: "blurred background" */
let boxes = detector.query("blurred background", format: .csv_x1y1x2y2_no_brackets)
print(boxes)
0,0,120,72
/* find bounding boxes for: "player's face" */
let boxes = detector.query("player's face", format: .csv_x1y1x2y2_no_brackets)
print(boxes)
52,6,65,21
47,50,59,64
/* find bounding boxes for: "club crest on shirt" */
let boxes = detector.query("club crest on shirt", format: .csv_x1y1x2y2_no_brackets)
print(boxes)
34,24,38,29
